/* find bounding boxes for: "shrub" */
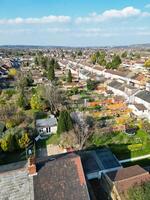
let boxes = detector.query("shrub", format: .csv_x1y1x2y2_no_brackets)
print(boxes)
128,181,150,200
6,119,17,129
30,94,43,110
18,133,30,149
1,132,16,152
0,128,31,152
8,68,17,77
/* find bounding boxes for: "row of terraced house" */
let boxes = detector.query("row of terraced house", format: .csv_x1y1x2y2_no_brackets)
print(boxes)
59,59,150,120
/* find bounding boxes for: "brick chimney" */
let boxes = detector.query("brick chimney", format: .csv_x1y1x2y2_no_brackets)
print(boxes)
28,156,37,176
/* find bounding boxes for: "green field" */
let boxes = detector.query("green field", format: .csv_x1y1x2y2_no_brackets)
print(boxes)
36,134,60,149
90,130,150,160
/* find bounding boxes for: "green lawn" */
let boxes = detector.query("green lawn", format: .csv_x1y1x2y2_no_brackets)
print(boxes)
36,134,60,149
90,130,150,160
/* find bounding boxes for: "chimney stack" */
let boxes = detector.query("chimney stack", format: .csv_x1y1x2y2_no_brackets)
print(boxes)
28,156,37,176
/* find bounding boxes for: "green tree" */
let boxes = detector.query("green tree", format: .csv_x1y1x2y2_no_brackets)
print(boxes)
18,133,30,149
57,110,73,135
91,54,97,64
87,79,97,90
34,56,39,66
111,55,122,68
128,181,150,200
61,53,65,60
67,69,72,83
17,91,29,109
1,132,15,152
54,60,60,69
77,50,82,56
30,94,43,110
121,51,128,58
47,65,55,81
26,72,34,86
71,53,76,59
91,51,106,65
106,55,122,69
17,72,33,89
6,119,17,129
144,59,150,68
49,58,55,66
40,56,48,69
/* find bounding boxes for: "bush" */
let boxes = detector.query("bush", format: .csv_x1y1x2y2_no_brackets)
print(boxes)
17,92,29,109
1,132,16,152
8,68,17,77
6,119,17,129
0,128,31,152
128,181,150,200
87,79,98,90
60,131,78,148
18,133,30,149
4,89,16,98
30,94,43,110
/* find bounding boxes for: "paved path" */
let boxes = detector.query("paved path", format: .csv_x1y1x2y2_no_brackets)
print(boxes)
37,145,67,158
119,154,150,164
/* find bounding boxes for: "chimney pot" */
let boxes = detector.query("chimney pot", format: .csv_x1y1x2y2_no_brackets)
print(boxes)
28,156,37,176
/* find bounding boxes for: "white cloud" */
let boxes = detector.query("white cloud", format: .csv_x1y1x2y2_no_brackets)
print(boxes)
136,31,150,36
0,15,71,25
75,6,150,23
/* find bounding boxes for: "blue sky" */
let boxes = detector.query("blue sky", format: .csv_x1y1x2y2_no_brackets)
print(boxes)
0,0,150,46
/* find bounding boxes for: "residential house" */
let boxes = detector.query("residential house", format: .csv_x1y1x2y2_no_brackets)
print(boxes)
36,115,57,136
128,103,148,119
0,154,90,200
107,80,138,102
134,90,150,110
104,165,150,200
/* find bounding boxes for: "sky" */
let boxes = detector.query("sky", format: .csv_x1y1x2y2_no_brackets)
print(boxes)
0,0,150,46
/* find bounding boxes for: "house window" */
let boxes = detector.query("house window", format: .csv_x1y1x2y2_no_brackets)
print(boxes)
39,128,43,133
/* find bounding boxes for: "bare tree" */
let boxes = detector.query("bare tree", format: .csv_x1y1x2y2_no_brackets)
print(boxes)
71,112,93,149
59,130,78,148
0,104,17,121
42,83,66,117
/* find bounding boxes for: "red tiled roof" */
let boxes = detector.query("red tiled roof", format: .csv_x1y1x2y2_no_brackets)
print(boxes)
107,165,148,182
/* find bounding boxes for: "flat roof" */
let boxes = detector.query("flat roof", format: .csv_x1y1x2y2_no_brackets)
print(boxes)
80,148,121,175
80,151,101,174
95,148,121,170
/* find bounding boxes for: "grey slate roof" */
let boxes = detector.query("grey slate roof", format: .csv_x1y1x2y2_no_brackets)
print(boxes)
108,80,138,94
134,103,146,111
36,117,57,128
108,80,124,91
0,163,34,200
135,90,150,103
